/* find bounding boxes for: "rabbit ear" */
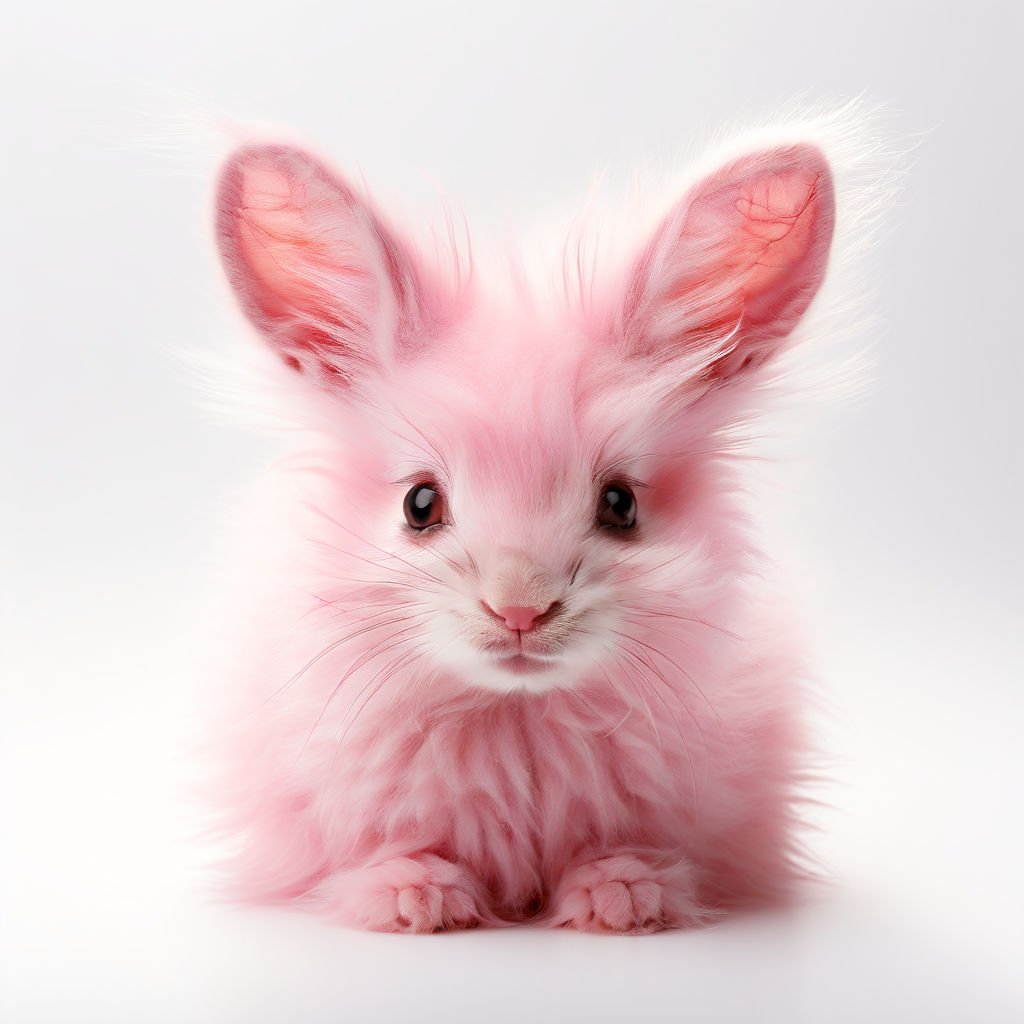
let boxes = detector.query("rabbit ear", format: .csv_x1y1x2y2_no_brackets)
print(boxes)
624,144,835,383
216,144,421,388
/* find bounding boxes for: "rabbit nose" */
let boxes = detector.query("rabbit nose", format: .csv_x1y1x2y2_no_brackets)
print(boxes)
482,602,555,632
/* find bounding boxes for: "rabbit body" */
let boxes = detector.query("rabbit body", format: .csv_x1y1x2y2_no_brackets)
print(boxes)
207,128,840,932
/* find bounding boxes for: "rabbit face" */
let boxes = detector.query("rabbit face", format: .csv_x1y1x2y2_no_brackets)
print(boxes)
296,315,736,694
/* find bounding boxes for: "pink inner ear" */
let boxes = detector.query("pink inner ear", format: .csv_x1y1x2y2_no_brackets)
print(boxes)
216,145,391,385
635,145,834,375
681,156,831,337
217,144,428,389
729,166,822,299
234,163,326,319
227,155,374,330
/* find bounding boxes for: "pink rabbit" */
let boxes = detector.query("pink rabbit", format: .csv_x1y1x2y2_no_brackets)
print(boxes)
204,119,843,934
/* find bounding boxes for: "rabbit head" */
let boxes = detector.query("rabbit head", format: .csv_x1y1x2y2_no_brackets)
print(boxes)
215,141,834,694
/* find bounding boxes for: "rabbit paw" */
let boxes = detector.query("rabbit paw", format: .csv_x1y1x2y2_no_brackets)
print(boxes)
551,853,708,934
320,854,486,933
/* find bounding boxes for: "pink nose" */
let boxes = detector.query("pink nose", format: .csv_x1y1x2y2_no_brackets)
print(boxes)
485,604,551,632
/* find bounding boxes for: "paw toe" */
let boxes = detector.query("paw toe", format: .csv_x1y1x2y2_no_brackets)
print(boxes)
627,879,663,922
396,884,443,932
591,880,633,929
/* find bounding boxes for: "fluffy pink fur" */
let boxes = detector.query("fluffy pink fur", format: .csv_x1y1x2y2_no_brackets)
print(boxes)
204,127,839,934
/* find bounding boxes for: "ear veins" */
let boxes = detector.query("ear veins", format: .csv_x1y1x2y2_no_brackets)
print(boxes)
735,171,821,287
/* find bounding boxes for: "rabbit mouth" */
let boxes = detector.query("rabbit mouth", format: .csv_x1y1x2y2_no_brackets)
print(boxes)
482,633,568,659
492,653,560,676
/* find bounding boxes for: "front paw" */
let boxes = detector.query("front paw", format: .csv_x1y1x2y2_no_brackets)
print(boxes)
318,854,487,933
550,853,710,934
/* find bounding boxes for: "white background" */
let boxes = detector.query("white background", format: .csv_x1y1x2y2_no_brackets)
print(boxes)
3,2,1022,1021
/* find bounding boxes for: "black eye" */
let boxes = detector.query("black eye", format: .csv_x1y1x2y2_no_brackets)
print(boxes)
597,482,637,529
404,483,445,529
